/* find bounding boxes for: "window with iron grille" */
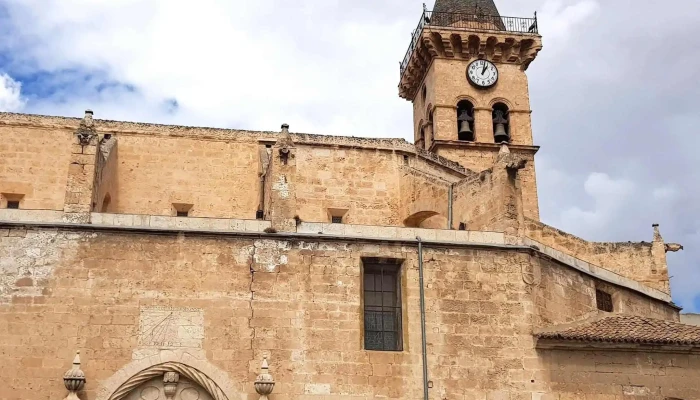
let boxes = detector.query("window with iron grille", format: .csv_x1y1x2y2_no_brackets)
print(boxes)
7,201,19,209
176,211,189,217
363,263,402,351
332,216,343,224
596,289,613,312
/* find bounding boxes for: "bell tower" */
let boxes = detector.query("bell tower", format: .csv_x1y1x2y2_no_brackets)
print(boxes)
399,0,543,219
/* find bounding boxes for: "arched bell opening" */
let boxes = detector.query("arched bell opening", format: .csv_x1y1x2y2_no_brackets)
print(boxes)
426,107,435,147
416,119,426,149
456,100,475,141
492,102,510,143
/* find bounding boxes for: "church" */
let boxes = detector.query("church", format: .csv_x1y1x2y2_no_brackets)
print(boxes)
1,0,698,399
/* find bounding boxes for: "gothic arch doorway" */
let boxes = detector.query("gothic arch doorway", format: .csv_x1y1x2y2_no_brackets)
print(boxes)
123,374,212,400
98,357,242,400
109,362,226,400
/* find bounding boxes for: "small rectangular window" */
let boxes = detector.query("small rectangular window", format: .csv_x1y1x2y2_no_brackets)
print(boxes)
363,263,402,351
256,210,264,220
596,289,613,312
332,216,343,224
176,211,189,217
7,201,19,209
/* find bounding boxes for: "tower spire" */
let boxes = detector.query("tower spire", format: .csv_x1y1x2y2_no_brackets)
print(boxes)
433,0,501,17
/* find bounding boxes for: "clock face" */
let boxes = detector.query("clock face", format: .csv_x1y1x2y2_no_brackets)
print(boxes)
467,59,498,88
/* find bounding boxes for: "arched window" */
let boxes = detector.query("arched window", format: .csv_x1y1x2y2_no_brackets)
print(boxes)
425,108,434,148
417,123,426,149
492,102,510,143
456,100,475,141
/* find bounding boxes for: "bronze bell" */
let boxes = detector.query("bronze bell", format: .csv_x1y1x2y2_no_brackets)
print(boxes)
493,110,510,143
457,109,474,141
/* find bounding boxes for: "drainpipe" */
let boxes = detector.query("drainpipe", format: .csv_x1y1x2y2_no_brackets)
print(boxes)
416,237,429,400
447,183,454,230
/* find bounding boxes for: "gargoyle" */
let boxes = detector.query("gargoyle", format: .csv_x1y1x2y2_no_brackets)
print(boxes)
664,243,684,253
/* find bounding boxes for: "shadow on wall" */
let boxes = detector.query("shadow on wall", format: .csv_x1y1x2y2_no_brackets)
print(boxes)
403,211,447,229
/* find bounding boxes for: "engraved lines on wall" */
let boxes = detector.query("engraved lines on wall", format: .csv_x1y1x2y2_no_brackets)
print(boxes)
138,307,205,349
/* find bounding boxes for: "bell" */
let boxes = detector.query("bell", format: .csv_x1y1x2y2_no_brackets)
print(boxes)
494,123,509,143
458,120,474,141
457,109,474,141
492,109,510,143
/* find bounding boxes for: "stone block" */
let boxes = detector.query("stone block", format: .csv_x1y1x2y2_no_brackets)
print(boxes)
322,223,345,236
454,230,470,242
435,229,456,242
298,222,323,234
149,216,171,229
132,214,150,227
113,214,134,227
230,219,246,231
415,228,437,241
209,218,230,231
244,220,261,232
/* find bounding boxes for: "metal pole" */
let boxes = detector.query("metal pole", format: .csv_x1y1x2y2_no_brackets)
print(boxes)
417,237,429,400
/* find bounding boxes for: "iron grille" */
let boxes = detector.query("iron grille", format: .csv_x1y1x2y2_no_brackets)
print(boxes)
332,216,343,224
6,201,19,209
363,264,402,351
596,289,613,312
400,10,538,79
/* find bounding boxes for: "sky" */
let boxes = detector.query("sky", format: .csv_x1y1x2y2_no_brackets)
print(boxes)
0,0,698,311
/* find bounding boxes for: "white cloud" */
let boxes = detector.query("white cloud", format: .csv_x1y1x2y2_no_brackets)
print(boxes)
0,73,24,112
0,0,412,136
557,173,635,237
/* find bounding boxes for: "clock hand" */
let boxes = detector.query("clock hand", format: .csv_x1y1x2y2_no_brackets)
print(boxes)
482,63,488,75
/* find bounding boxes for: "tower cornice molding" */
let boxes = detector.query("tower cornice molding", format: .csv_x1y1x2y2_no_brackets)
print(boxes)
432,104,531,114
399,29,542,100
428,139,540,154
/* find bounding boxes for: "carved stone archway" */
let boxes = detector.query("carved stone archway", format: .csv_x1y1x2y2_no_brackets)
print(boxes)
109,362,225,400
97,351,243,400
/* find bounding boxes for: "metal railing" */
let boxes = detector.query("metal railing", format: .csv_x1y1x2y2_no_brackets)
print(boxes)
400,10,538,78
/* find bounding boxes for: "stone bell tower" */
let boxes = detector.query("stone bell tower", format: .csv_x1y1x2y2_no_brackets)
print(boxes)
399,0,543,219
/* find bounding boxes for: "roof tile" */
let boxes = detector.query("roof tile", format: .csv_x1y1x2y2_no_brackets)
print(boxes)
536,315,700,346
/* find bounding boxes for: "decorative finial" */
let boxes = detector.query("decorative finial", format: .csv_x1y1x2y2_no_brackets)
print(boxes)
76,110,97,145
63,351,86,400
652,224,662,241
277,124,294,164
254,356,275,400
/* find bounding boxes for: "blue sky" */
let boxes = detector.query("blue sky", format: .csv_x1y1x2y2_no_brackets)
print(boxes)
0,0,698,311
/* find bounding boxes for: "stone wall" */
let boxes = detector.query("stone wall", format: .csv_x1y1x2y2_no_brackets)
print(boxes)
110,134,260,219
525,219,670,294
0,225,689,400
534,253,678,328
0,124,73,210
437,146,539,220
294,146,402,226
537,349,700,400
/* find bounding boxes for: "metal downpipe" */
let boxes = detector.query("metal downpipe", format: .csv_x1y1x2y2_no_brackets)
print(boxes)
447,183,454,230
417,237,429,400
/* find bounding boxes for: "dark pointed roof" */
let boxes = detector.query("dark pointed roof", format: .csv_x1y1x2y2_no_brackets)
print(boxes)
433,0,501,16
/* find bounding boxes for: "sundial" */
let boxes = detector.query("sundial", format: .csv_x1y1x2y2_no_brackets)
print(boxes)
138,306,204,348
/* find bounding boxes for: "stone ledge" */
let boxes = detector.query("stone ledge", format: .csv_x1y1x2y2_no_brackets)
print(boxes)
91,213,271,232
297,222,505,245
0,209,64,223
523,237,672,304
